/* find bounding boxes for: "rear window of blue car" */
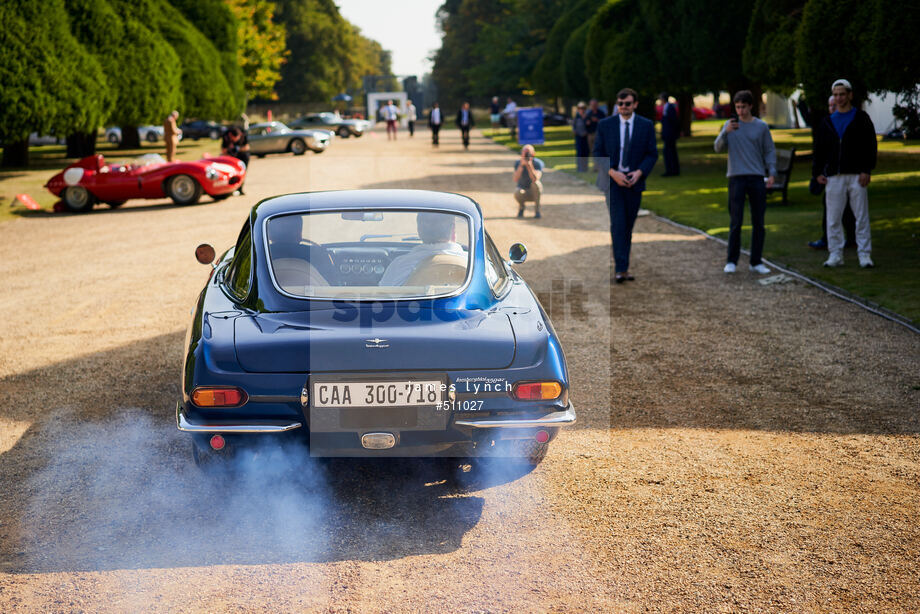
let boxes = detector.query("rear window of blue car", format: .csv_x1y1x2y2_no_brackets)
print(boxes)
264,209,472,300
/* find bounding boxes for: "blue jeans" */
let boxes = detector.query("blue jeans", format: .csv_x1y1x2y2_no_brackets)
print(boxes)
727,175,766,265
606,183,643,273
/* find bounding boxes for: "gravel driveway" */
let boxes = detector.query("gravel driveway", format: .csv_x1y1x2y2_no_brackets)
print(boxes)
0,127,918,612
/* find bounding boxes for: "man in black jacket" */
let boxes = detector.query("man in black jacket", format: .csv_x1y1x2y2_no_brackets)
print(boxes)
456,102,474,150
812,78,877,268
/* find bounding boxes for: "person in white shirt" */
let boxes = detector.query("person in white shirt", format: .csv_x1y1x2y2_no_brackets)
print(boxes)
429,102,443,147
406,101,418,137
379,212,465,286
384,100,399,140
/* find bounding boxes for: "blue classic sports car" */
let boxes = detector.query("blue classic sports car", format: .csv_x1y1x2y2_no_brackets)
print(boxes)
178,189,575,465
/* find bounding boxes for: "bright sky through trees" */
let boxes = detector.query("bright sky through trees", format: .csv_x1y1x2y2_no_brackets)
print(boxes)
336,0,441,77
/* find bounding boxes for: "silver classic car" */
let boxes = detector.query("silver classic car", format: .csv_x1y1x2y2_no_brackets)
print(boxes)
247,122,333,157
290,112,370,138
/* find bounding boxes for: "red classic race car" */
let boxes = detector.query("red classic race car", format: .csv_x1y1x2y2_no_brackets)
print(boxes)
45,153,246,212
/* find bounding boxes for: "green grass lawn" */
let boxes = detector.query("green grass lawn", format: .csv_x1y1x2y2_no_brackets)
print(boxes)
0,138,221,222
488,121,920,324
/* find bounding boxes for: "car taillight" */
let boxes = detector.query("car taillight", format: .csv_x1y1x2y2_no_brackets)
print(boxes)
191,386,247,407
512,381,563,401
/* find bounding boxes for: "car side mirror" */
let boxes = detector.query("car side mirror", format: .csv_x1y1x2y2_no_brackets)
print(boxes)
195,243,216,266
508,242,527,264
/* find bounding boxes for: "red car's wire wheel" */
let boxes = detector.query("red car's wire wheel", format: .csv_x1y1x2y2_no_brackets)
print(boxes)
166,174,202,206
62,186,94,213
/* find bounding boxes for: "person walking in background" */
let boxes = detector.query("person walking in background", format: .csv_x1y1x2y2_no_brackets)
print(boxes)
585,99,606,171
490,96,501,131
512,145,544,218
456,102,474,150
164,110,181,162
594,88,658,283
714,90,776,275
573,102,589,173
659,92,680,176
809,93,856,250
812,78,876,268
503,98,518,139
406,101,417,137
429,102,443,147
383,99,399,140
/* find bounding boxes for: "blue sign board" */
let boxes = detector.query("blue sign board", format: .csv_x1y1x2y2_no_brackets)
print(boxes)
517,107,544,145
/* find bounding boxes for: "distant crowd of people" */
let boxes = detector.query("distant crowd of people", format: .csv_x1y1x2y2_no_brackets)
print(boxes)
171,76,878,283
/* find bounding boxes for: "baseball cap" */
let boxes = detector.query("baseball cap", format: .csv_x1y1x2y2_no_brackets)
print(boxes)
831,78,852,92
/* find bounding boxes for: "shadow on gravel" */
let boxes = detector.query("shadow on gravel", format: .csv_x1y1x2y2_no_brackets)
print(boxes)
0,334,524,574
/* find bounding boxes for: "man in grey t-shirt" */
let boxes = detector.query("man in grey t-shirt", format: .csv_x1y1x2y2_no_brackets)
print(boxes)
714,90,776,275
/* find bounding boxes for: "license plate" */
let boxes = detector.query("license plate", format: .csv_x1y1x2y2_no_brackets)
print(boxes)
312,380,444,408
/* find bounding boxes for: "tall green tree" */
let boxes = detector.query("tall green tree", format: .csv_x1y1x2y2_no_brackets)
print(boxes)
585,0,658,117
0,0,109,166
274,0,350,102
560,21,592,101
431,0,487,105
171,0,246,112
153,0,240,120
743,0,805,94
795,0,875,108
95,0,185,147
226,0,288,101
532,0,604,100
432,0,568,106
643,0,757,130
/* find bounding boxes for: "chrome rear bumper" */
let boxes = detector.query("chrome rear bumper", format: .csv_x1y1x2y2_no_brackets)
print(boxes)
176,402,302,433
453,403,576,429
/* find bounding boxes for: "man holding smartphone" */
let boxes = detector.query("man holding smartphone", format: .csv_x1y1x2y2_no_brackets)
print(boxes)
714,90,776,275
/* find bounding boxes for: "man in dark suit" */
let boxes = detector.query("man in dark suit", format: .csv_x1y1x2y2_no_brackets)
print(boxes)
429,102,443,146
456,101,474,149
593,88,659,283
659,92,680,176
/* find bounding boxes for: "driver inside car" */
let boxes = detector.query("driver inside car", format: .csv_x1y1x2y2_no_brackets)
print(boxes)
378,212,466,286
268,215,334,289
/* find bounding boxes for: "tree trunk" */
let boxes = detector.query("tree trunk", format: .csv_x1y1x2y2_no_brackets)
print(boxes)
119,125,141,149
676,91,694,136
1,139,29,167
66,132,97,158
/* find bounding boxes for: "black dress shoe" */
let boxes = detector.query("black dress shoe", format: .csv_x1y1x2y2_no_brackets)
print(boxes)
614,273,626,284
625,273,635,281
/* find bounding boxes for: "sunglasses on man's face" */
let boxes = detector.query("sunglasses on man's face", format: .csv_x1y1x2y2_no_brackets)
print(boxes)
617,100,634,107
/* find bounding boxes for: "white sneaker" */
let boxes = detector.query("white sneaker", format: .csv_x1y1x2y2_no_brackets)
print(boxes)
859,254,874,268
750,263,770,274
823,253,844,267
723,263,737,273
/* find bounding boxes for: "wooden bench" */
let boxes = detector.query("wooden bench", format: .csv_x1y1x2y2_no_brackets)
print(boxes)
767,147,795,205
